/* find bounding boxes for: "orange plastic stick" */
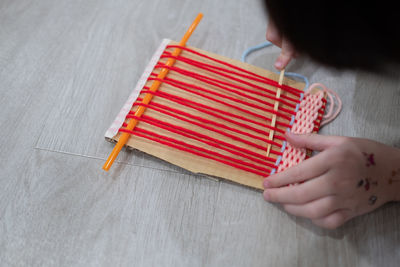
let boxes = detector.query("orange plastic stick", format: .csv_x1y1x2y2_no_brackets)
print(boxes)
103,13,204,171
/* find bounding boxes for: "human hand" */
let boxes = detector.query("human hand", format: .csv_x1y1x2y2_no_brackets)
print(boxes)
263,133,400,229
266,18,297,70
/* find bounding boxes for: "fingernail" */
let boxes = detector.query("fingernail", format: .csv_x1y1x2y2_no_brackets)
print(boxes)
275,60,282,69
263,191,270,201
263,179,270,188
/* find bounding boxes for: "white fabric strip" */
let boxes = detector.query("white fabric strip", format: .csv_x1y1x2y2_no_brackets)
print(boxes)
105,39,171,139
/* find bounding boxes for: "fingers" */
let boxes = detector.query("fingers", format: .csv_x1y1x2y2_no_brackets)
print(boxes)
264,152,329,188
282,196,340,219
274,40,295,70
266,17,297,70
285,132,340,151
311,210,352,229
263,171,333,204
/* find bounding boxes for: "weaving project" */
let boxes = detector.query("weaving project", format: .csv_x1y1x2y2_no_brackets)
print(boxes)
105,39,327,190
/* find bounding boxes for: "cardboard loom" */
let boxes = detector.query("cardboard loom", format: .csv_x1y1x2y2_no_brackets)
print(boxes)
105,39,324,190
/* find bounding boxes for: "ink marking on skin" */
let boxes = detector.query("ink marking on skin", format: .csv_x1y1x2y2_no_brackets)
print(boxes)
358,178,378,190
365,178,370,191
388,168,400,184
362,152,375,167
368,195,377,205
388,177,399,184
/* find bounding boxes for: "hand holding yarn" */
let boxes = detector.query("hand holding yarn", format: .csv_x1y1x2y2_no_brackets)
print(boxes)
263,133,400,229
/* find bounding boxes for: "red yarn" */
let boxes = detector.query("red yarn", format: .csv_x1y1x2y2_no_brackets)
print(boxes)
138,87,286,137
140,86,290,132
134,92,281,147
150,72,297,115
117,44,309,177
130,100,283,154
165,45,303,96
145,77,289,133
123,116,277,167
119,126,269,176
160,53,299,108
148,76,292,128
154,63,300,107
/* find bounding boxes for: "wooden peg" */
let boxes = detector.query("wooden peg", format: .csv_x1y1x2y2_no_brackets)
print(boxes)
266,69,285,157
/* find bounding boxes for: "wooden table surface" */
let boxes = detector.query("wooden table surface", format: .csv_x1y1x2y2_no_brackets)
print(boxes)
1,0,399,266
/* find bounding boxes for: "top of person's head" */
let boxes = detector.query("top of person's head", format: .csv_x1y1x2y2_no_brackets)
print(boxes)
263,0,400,72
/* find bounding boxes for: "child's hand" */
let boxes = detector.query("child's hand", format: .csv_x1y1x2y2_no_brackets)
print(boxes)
263,133,400,229
266,18,296,70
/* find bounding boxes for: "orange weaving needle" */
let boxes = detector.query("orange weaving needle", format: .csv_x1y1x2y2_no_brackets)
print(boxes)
266,69,285,157
103,13,204,171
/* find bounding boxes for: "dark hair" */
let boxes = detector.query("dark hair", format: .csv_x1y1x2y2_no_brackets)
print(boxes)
263,1,400,71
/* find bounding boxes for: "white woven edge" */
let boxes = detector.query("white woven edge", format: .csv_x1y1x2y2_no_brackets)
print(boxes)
105,38,171,139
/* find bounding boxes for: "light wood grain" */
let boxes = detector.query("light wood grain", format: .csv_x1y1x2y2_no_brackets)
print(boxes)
1,0,399,266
